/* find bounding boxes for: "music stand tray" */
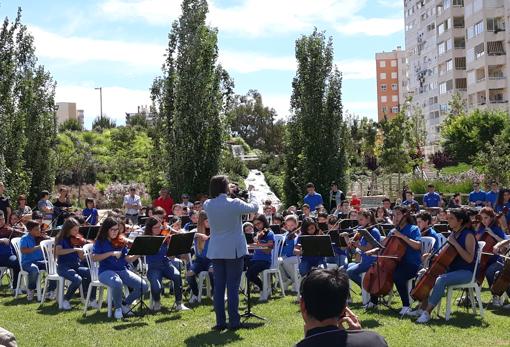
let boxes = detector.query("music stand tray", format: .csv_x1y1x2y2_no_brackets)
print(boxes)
299,235,334,257
127,236,165,316
79,226,100,240
167,232,195,257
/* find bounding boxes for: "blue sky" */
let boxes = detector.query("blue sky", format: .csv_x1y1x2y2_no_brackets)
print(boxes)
1,0,404,128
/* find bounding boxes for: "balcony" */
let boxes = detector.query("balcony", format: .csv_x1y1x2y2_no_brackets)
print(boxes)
489,89,507,104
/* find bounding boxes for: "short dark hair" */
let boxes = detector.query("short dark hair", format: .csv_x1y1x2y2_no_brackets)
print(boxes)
416,211,432,224
449,208,470,225
427,184,434,188
382,197,391,203
209,175,229,198
330,181,337,187
302,204,310,210
317,212,328,219
85,198,95,206
300,268,349,321
40,190,49,198
26,220,40,231
144,217,160,235
306,183,315,189
253,214,270,229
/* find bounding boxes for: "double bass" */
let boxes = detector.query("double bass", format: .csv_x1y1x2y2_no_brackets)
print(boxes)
362,218,408,297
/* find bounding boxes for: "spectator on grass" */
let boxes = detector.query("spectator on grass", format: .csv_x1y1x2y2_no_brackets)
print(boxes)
295,268,388,347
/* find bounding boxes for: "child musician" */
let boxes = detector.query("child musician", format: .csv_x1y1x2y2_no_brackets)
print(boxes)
92,217,148,319
82,198,99,225
410,209,478,323
279,215,300,292
294,217,325,276
246,214,275,302
186,211,214,304
20,221,57,301
143,217,190,312
489,239,510,308
0,210,20,295
55,218,96,310
365,206,421,314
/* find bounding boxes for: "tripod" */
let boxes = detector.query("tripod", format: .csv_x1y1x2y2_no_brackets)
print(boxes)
241,277,266,322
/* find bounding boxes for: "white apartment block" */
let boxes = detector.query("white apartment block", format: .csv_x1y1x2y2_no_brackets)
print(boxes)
56,102,85,128
404,0,509,154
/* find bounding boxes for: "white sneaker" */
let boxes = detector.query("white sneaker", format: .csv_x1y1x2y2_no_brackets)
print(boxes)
407,308,423,317
399,306,410,315
364,302,377,309
62,300,72,310
416,311,431,324
122,304,134,316
89,300,100,309
152,301,161,312
189,295,199,305
492,296,502,307
27,290,34,302
503,303,510,309
114,308,123,320
175,303,190,311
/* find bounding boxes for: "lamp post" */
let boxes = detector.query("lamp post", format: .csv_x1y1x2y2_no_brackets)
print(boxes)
94,87,103,119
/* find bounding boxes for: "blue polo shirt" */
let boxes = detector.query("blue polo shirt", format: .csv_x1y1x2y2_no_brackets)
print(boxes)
469,190,486,205
402,199,420,212
194,238,210,260
20,234,44,265
92,239,128,273
252,230,275,263
423,192,441,207
282,236,297,258
495,203,510,224
146,243,169,268
304,193,323,212
82,208,98,225
486,191,499,207
398,224,422,267
57,238,80,266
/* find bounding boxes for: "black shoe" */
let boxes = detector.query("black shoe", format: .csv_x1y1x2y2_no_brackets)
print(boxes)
211,325,227,331
228,323,246,331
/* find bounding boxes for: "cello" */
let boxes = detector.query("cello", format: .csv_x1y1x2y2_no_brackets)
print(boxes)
362,214,409,297
491,255,510,296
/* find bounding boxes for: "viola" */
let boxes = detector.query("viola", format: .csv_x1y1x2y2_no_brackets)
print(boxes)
411,227,464,302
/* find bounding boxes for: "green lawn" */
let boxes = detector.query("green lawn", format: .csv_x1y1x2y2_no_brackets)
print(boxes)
1,277,510,347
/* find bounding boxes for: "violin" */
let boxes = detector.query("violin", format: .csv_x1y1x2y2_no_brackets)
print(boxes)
411,226,466,302
362,215,409,297
35,223,51,245
0,225,25,240
70,233,92,247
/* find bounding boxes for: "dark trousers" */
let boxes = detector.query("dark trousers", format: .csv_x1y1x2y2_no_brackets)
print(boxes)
187,258,214,296
246,259,270,290
212,258,243,327
0,254,20,289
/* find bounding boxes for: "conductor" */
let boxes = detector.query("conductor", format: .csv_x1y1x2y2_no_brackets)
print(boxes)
203,175,259,330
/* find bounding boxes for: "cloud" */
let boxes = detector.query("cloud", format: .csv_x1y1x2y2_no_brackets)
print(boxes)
55,84,151,128
335,17,404,36
344,100,378,120
377,0,404,9
99,0,368,36
336,59,375,80
219,51,295,74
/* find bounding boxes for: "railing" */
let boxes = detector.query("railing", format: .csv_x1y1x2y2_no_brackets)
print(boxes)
488,75,506,80
489,99,508,104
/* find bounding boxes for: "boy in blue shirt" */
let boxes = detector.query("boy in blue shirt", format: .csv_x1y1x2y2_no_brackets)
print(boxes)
20,221,56,301
416,211,441,253
303,183,323,212
402,191,420,212
82,198,98,225
468,182,486,207
423,184,441,208
486,181,499,208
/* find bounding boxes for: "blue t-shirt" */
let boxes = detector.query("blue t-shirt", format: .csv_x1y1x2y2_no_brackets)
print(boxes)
82,208,98,225
252,230,275,263
476,224,506,265
282,235,297,258
449,228,477,272
423,192,441,207
20,234,44,265
0,227,13,256
397,224,422,267
422,227,441,252
146,243,169,268
495,203,510,224
486,191,499,207
194,238,210,260
402,199,420,212
304,193,323,212
360,227,381,264
57,238,80,266
92,239,128,273
469,190,486,205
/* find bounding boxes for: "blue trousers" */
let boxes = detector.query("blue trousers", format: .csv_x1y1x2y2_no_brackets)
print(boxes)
326,255,348,269
212,258,244,327
22,261,56,291
346,261,373,288
298,257,325,276
0,254,20,289
57,263,95,301
187,258,214,296
428,270,473,307
147,263,182,302
246,259,270,290
98,269,148,309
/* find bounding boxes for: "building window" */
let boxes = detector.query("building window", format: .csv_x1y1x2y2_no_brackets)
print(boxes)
475,42,484,59
380,72,387,79
381,84,387,91
392,106,399,113
392,95,398,102
446,59,453,72
391,60,397,67
379,61,386,68
391,72,398,79
381,95,387,102
438,41,446,55
439,82,447,94
391,83,398,91
382,106,388,113
474,20,484,36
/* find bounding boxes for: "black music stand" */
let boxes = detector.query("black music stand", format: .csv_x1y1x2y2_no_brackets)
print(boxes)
244,232,255,245
340,219,359,230
79,225,100,240
127,236,165,316
270,224,282,234
167,232,195,257
299,235,334,258
241,244,266,323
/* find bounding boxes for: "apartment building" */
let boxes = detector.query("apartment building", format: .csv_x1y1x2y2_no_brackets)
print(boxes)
375,47,408,122
56,102,85,128
403,0,509,154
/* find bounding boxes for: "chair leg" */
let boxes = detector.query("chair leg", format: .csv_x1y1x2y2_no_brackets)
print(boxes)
445,288,453,321
475,286,484,318
41,278,48,304
83,284,93,316
278,271,286,296
468,288,476,314
98,286,104,312
36,274,42,302
107,288,112,318
15,275,22,298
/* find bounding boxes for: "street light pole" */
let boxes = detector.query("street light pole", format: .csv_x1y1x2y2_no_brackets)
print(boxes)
94,87,102,119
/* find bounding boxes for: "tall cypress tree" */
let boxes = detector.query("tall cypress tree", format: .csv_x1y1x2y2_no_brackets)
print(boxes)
151,0,233,197
284,29,346,205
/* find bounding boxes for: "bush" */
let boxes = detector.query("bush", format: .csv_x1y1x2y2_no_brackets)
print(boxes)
409,178,474,195
265,172,285,201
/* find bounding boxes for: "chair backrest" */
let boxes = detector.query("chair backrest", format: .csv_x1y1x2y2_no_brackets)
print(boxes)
471,241,486,283
11,237,23,268
83,243,99,282
271,234,285,269
40,239,57,275
436,233,447,248
420,236,435,255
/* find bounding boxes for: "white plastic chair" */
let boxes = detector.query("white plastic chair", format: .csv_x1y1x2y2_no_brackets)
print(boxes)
436,233,447,248
261,234,286,299
0,267,11,289
196,271,212,302
437,241,486,320
11,237,43,301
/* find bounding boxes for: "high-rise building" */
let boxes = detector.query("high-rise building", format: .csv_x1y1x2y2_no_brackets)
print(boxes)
403,0,509,154
375,47,408,122
56,102,85,128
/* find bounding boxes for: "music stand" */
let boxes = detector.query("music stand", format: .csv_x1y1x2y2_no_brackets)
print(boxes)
79,226,100,240
377,223,394,236
340,219,358,229
244,233,255,245
328,230,348,248
127,236,165,316
167,232,195,257
241,243,267,323
270,224,282,234
299,235,334,257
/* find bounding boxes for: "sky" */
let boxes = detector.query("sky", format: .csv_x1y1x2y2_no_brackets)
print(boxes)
1,0,405,129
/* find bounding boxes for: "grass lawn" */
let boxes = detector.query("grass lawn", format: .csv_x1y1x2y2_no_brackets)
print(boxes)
1,276,510,347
